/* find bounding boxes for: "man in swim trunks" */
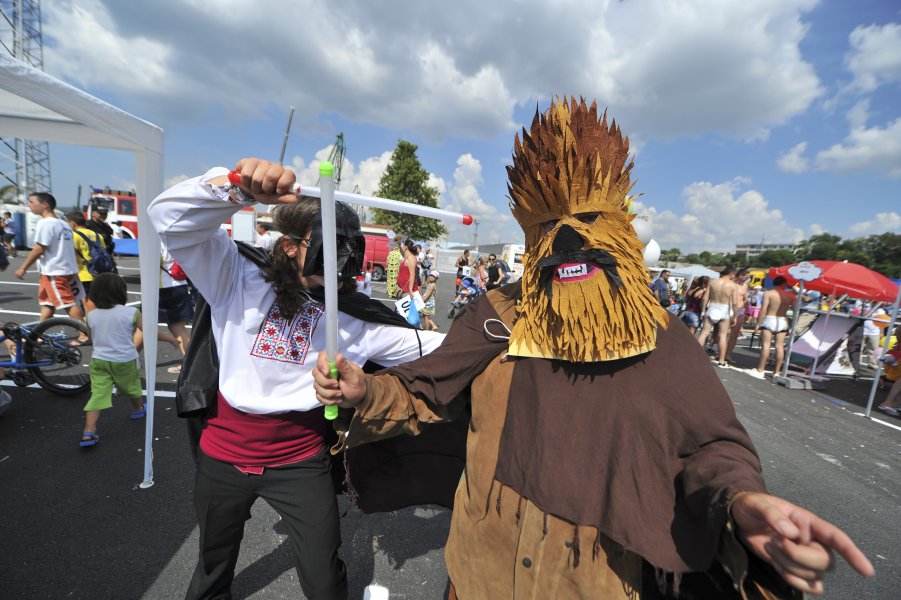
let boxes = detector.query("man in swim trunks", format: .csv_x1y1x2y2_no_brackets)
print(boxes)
748,276,797,379
696,266,739,366
725,268,750,363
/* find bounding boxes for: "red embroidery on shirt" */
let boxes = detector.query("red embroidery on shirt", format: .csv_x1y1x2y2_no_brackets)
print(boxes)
251,301,322,364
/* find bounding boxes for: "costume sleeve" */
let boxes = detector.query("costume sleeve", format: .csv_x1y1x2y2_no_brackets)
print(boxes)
346,295,508,446
352,326,444,367
659,316,768,575
147,167,251,309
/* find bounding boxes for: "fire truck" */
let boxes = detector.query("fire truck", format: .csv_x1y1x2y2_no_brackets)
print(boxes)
88,187,256,241
88,188,139,238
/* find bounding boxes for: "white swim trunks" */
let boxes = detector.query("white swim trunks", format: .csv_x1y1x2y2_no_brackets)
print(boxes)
761,315,790,333
706,303,732,323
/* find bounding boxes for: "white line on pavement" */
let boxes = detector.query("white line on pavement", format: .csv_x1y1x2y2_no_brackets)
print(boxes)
854,412,901,432
0,379,176,397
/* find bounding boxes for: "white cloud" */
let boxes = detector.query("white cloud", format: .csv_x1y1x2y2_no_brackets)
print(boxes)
285,148,520,244
846,99,870,129
808,223,825,236
845,23,901,93
289,146,392,194
164,175,189,189
848,212,901,235
813,118,901,178
637,178,804,253
439,154,518,245
42,0,824,142
777,142,809,174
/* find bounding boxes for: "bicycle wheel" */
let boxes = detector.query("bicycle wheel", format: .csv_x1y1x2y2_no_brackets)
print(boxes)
25,317,92,396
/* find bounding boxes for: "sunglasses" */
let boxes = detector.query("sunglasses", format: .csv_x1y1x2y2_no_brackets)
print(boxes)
284,235,313,248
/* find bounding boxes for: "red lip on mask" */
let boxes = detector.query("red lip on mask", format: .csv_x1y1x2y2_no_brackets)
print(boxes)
552,262,601,283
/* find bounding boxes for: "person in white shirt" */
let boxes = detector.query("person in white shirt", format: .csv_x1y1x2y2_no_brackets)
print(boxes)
149,157,443,600
253,221,276,252
15,192,85,322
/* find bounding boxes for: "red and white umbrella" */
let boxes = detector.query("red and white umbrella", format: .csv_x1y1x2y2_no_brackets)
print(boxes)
768,260,898,303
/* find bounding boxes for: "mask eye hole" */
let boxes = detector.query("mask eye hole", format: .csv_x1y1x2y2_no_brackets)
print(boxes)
540,219,560,234
576,212,600,225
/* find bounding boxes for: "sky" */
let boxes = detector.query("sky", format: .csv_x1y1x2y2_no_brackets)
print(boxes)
23,0,901,252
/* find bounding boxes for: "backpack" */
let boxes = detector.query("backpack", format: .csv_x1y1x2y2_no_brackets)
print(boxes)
73,230,115,275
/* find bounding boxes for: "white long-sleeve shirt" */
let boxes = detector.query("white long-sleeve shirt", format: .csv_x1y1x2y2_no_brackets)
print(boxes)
148,167,443,414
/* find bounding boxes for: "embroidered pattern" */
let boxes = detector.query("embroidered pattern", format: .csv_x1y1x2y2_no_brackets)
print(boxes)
251,301,323,364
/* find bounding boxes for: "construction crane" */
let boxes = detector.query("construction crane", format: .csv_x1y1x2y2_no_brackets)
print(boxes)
318,133,346,189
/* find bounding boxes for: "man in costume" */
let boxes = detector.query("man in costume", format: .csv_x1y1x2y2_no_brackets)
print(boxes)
313,98,873,598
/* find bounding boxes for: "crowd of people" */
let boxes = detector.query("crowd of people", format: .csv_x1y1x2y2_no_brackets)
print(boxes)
651,265,899,393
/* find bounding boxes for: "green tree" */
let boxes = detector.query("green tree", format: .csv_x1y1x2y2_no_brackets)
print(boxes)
794,233,841,261
755,249,796,267
660,248,682,263
370,140,447,241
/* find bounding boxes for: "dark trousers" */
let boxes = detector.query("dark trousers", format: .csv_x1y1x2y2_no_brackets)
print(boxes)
186,451,347,600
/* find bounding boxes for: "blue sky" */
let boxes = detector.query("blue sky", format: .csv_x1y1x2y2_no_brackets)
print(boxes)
31,0,901,252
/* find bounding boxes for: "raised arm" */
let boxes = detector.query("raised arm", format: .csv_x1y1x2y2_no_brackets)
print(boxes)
147,158,296,308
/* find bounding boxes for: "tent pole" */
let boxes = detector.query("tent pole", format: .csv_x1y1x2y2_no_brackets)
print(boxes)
136,150,164,489
864,283,901,417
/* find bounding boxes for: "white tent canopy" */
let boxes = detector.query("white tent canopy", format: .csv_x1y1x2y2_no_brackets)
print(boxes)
668,264,720,280
0,54,164,487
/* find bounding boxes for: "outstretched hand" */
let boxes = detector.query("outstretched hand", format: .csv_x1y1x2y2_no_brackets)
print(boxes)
312,352,367,409
731,492,874,596
231,158,299,205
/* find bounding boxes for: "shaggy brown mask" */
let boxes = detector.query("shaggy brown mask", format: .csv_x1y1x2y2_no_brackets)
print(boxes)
507,97,668,362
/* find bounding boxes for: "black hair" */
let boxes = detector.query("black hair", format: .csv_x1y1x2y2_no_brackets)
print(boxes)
30,192,56,211
262,198,356,320
89,273,128,308
403,239,418,255
773,276,787,286
721,266,736,277
66,211,87,227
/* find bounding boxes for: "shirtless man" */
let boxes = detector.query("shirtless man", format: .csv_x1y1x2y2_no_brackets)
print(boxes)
725,268,750,363
696,266,739,367
748,276,797,379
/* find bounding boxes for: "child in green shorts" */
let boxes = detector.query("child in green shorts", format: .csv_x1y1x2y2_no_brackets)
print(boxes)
80,273,177,447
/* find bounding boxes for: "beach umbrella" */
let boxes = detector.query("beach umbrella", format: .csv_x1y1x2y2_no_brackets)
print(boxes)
768,260,899,303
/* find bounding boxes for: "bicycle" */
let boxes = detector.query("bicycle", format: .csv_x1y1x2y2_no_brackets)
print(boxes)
0,317,92,396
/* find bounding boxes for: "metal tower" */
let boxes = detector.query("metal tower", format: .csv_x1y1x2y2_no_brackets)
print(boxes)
0,0,52,203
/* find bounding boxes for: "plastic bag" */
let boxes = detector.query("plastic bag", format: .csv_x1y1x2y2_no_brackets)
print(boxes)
405,304,421,327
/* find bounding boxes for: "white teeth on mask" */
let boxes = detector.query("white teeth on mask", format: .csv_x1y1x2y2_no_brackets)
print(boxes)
556,264,588,279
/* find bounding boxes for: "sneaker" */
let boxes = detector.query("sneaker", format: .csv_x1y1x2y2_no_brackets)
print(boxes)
877,406,900,417
746,369,766,379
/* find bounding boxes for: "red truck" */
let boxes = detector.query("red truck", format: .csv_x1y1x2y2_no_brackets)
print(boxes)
361,224,392,281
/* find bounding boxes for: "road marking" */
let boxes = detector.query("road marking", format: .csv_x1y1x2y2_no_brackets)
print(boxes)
854,412,901,432
0,307,190,329
0,379,175,397
0,280,142,295
0,309,43,317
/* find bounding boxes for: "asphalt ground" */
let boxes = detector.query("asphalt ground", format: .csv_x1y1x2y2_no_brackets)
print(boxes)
1,257,899,599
